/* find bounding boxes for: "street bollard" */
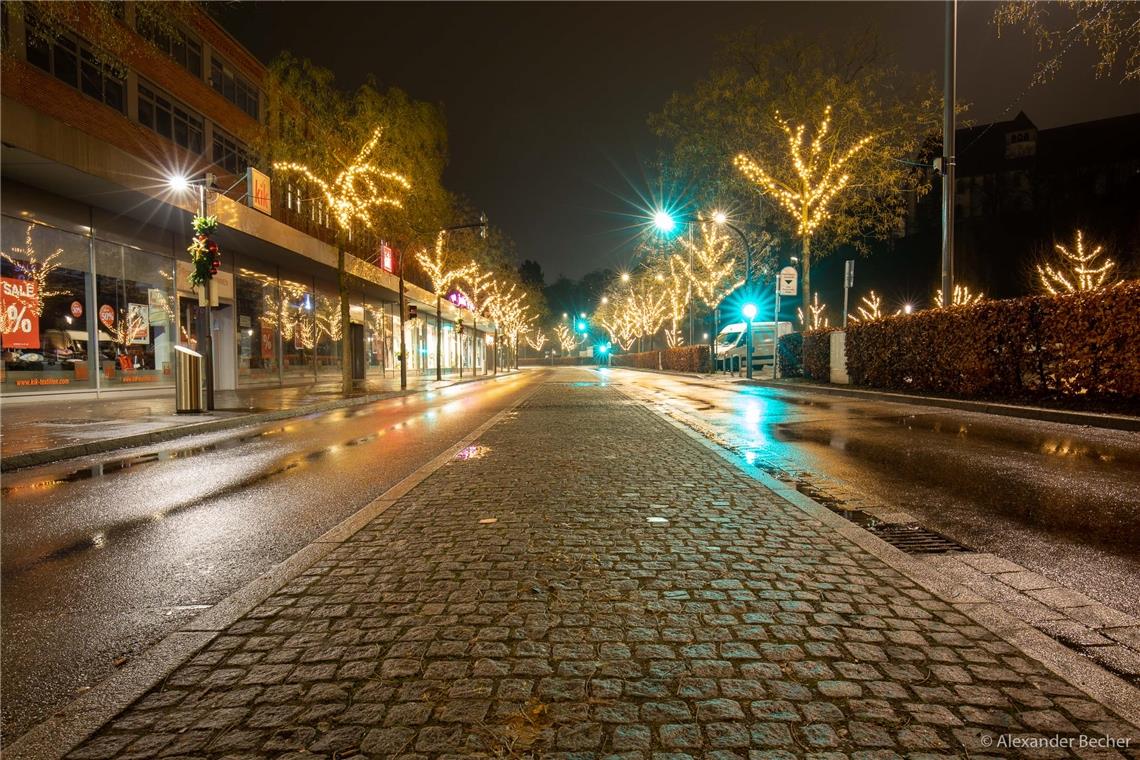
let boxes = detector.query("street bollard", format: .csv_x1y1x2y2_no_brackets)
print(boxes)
174,345,204,414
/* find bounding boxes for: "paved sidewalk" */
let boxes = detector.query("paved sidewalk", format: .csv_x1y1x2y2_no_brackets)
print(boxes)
45,371,1140,758
0,371,500,469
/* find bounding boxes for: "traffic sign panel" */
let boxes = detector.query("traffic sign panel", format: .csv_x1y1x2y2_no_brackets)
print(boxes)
777,266,798,297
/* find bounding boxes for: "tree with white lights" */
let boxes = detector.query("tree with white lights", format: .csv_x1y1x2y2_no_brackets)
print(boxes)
933,284,985,308
1037,230,1121,295
797,293,830,330
416,232,476,381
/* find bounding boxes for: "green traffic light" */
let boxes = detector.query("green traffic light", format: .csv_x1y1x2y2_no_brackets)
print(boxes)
597,344,609,354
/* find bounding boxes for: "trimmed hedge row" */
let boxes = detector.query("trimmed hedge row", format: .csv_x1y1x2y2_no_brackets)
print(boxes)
777,333,803,377
846,281,1140,401
802,329,837,382
612,345,712,373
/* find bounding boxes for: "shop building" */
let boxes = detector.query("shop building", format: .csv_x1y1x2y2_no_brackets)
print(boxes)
0,5,492,400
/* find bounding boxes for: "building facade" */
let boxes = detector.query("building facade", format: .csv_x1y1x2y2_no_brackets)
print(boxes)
0,4,492,399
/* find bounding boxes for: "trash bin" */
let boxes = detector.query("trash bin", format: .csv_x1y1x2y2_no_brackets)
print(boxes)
174,345,203,413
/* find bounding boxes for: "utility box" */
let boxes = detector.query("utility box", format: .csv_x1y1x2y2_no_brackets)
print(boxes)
174,345,204,413
829,331,850,385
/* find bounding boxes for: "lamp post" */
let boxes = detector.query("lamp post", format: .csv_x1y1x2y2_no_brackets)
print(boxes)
169,173,218,410
713,215,755,379
741,302,757,380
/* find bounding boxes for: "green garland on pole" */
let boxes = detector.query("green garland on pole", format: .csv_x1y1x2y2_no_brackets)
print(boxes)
187,215,220,288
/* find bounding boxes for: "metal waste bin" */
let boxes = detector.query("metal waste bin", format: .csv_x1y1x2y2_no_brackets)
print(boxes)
174,345,204,413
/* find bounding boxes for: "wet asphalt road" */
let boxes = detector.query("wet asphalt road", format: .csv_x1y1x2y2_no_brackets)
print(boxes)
603,368,1140,619
0,370,541,745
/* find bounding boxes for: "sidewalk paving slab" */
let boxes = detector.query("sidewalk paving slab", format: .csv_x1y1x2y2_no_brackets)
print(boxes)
0,372,508,471
8,369,1139,759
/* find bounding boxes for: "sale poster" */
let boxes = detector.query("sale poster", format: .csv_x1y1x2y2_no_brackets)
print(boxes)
127,303,150,345
2,277,40,349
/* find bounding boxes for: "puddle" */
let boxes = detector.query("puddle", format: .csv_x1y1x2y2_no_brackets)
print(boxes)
454,445,491,461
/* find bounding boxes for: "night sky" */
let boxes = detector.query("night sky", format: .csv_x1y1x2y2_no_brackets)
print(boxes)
221,2,1140,281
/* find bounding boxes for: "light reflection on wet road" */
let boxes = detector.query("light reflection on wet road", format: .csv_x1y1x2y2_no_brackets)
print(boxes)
0,370,542,744
603,369,1140,617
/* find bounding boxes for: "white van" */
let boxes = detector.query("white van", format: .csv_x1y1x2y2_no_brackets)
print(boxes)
714,321,794,372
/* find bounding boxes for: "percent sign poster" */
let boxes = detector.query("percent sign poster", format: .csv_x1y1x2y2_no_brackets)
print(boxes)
1,277,40,349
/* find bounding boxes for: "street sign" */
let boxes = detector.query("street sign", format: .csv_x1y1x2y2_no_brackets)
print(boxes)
845,260,855,287
777,266,798,297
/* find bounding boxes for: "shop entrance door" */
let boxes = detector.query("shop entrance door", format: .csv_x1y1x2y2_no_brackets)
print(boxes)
350,323,365,381
179,298,235,392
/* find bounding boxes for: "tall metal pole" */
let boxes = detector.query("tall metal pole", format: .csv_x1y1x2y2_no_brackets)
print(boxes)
194,184,215,411
941,0,957,307
398,253,407,390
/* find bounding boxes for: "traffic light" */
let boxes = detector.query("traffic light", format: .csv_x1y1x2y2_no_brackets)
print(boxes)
407,304,418,321
576,319,588,333
596,343,609,354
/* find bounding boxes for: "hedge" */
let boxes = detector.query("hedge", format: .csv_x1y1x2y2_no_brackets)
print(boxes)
802,329,837,382
846,281,1140,402
777,333,803,377
611,345,712,373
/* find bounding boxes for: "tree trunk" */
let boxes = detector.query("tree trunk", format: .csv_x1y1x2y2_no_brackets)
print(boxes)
339,247,352,394
435,296,443,381
802,235,812,308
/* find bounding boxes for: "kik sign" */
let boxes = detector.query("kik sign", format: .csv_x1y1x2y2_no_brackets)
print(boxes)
1,277,40,349
247,167,272,215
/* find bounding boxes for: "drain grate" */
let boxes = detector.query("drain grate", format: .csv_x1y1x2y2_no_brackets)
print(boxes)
864,523,972,554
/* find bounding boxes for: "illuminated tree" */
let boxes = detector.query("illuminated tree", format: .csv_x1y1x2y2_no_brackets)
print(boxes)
315,295,343,342
526,329,548,353
734,106,875,302
847,290,885,323
933,284,985,308
457,267,496,373
1,224,67,316
797,293,830,330
416,232,476,380
1037,230,1121,295
995,1,1140,83
625,275,669,351
274,127,410,392
662,256,691,348
109,307,147,352
677,218,745,351
595,298,638,352
553,323,579,354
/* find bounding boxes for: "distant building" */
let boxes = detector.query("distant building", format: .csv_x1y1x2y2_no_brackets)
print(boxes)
0,5,482,400
817,110,1140,316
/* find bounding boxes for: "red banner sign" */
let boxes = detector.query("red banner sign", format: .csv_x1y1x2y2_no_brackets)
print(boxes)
2,277,40,349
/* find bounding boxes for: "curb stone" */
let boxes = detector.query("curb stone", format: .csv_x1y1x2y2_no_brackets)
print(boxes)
2,376,544,760
0,372,516,473
609,365,1140,432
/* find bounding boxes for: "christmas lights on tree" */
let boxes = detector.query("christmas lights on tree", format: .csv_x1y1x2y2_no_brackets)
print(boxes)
1,223,67,316
1037,230,1121,294
315,295,343,341
678,219,745,313
663,256,691,348
526,329,548,352
734,106,875,300
933,284,985,307
847,290,884,322
273,127,411,232
797,293,830,330
553,323,579,354
626,275,669,346
110,306,148,350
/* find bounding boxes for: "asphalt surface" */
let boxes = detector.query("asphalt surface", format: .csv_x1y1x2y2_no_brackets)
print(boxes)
0,370,542,745
602,368,1140,617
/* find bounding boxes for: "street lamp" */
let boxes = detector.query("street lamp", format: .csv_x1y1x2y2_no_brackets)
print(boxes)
653,209,676,234
168,171,217,410
741,302,758,380
620,272,630,283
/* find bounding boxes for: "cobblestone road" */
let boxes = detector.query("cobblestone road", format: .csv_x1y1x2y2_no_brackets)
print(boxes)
66,372,1139,759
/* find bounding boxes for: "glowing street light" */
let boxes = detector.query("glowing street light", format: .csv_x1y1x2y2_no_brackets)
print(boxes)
601,296,609,305
620,272,630,283
742,302,758,380
653,209,676,234
711,210,728,225
167,173,191,193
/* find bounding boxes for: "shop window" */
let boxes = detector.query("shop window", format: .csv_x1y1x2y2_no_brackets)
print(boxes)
212,128,251,176
210,55,259,120
137,15,201,78
235,266,280,384
138,81,204,154
25,24,125,113
1,218,95,392
93,241,175,387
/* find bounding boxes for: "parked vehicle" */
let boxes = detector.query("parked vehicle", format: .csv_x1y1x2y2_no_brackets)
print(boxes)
714,321,794,372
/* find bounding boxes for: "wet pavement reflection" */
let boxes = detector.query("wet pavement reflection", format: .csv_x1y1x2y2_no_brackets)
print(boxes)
607,369,1140,618
0,370,540,744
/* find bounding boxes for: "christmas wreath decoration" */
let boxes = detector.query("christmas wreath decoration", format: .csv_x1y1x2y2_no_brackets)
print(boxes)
187,215,221,288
